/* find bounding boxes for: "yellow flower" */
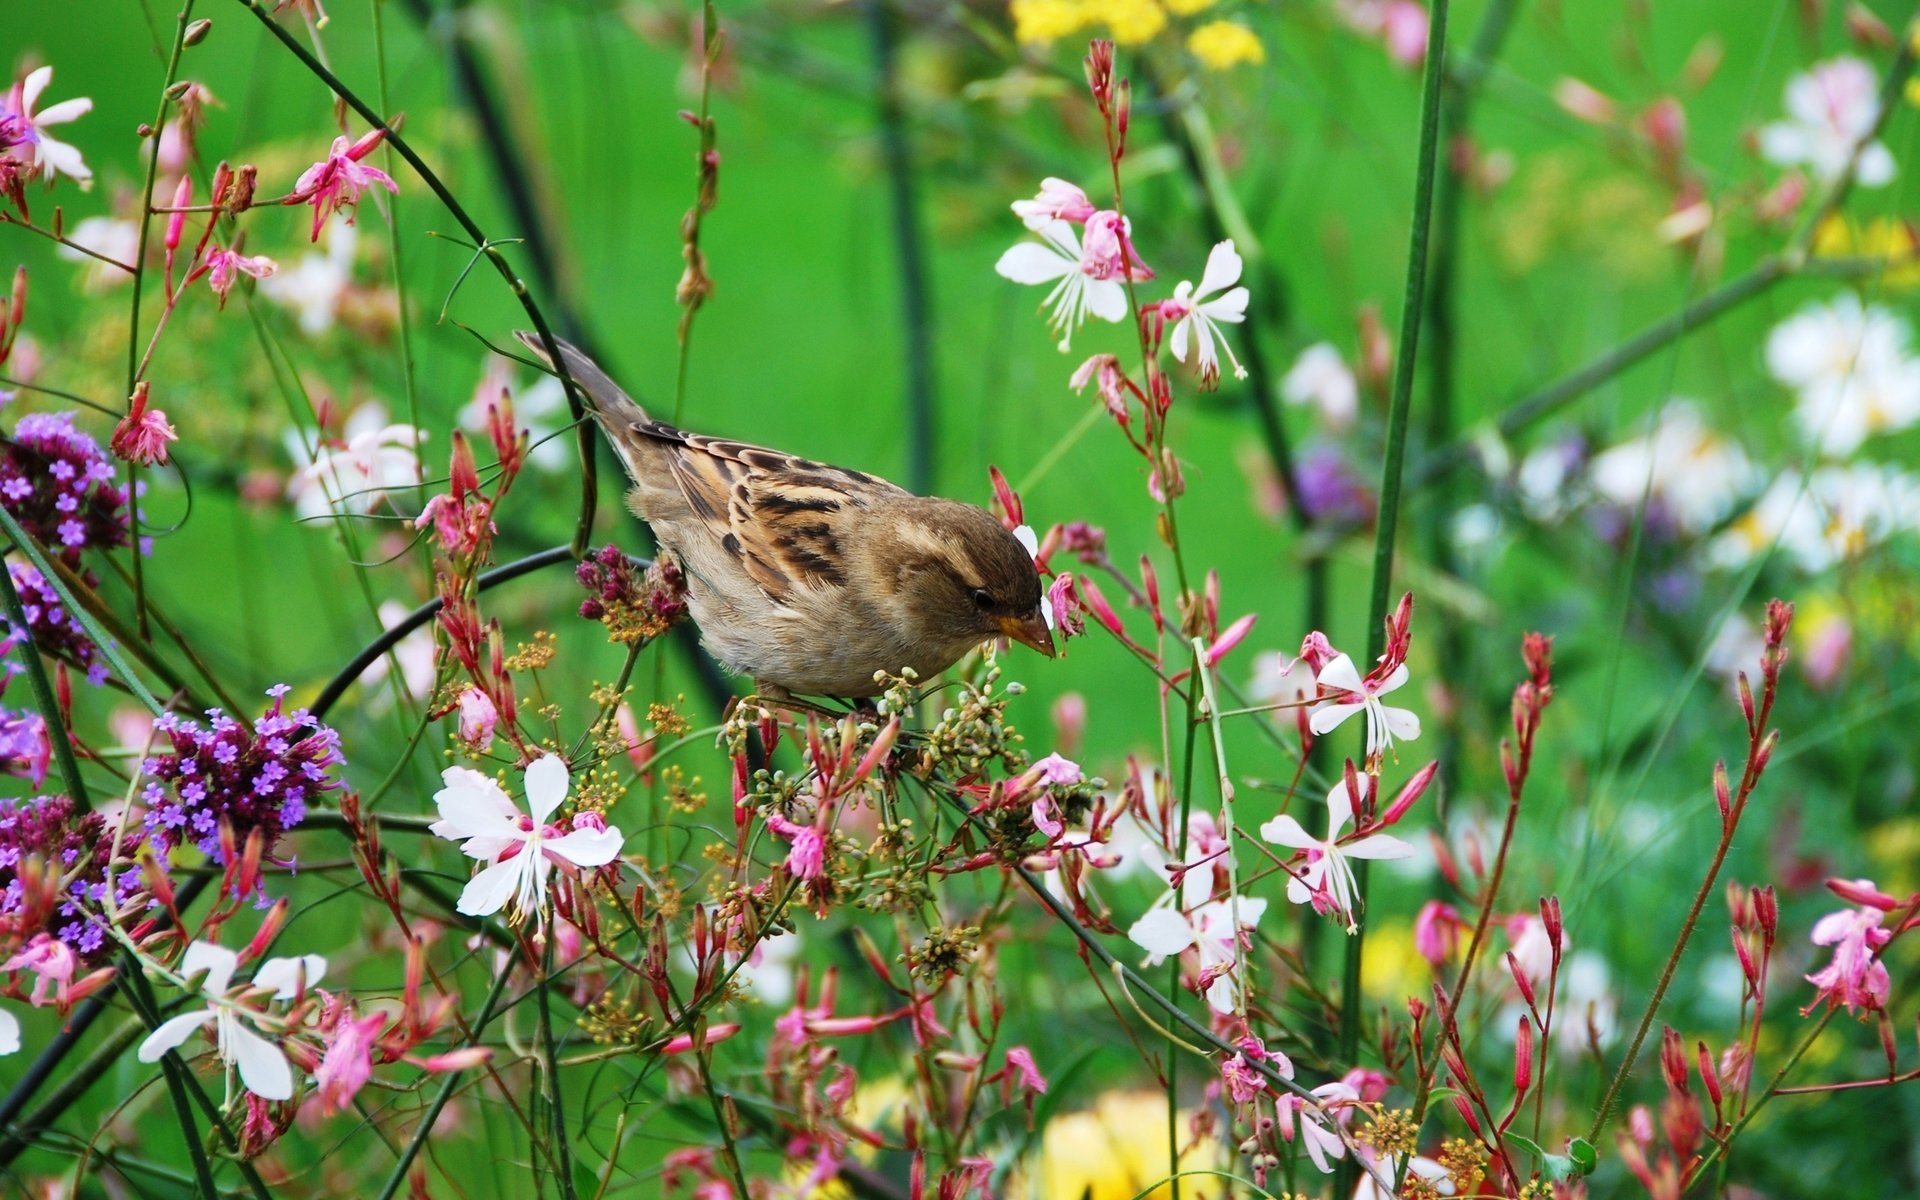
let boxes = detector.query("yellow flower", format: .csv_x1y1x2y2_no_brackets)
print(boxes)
1359,918,1427,1004
1188,20,1266,69
1008,1090,1224,1199
1810,214,1920,290
1163,0,1217,14
1907,77,1920,109
1094,0,1170,45
1011,0,1091,44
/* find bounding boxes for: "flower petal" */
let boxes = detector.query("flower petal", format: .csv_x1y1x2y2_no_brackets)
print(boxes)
252,954,328,1000
229,1022,295,1101
1307,701,1365,736
543,824,626,869
1128,908,1198,959
524,754,572,824
1084,278,1129,323
138,1010,213,1061
1258,814,1315,849
1343,833,1415,860
0,1007,17,1055
181,941,239,996
33,97,92,127
995,243,1073,286
1383,705,1422,742
1169,315,1192,364
1317,653,1365,695
1201,286,1250,325
1196,240,1244,300
456,857,523,917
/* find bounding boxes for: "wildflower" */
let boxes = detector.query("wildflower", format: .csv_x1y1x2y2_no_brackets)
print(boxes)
1160,240,1250,389
141,686,345,866
1127,872,1268,1013
0,412,134,569
136,940,325,1101
1764,294,1920,455
1188,21,1265,69
289,130,398,242
260,217,357,335
1260,776,1414,931
576,545,689,643
1281,342,1359,429
995,217,1133,351
1802,899,1892,1015
1710,464,1920,573
430,755,625,924
2,933,76,1007
1586,403,1755,537
110,383,178,468
1413,900,1464,966
454,686,498,749
1011,177,1095,226
0,794,148,964
203,246,277,304
0,705,50,785
286,403,424,519
1759,57,1895,186
1307,652,1421,761
1277,1081,1360,1174
1,67,93,186
765,812,826,880
314,1008,387,1114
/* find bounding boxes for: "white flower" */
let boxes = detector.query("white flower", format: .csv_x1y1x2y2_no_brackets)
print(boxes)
1280,342,1358,429
361,600,437,704
6,66,94,185
431,755,625,924
1759,57,1895,187
995,218,1129,351
1587,403,1755,535
1307,652,1421,760
1355,1149,1456,1200
1279,1081,1358,1174
0,1005,18,1055
1553,950,1619,1056
1164,240,1251,387
55,216,139,292
1711,464,1920,572
1260,778,1413,932
1126,861,1268,1014
287,402,424,519
136,941,325,1101
1765,294,1920,456
261,216,358,335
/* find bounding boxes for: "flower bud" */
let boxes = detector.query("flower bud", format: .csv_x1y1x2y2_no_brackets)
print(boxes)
1696,1041,1723,1109
1514,1015,1534,1093
184,17,213,45
1379,761,1439,827
1659,1026,1689,1095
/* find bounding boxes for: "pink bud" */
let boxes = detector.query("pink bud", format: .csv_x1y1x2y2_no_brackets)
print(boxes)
164,177,191,252
1205,614,1257,668
1553,77,1618,124
1379,760,1439,827
1696,1041,1723,1109
1514,1015,1534,1093
1827,877,1900,911
418,1046,493,1072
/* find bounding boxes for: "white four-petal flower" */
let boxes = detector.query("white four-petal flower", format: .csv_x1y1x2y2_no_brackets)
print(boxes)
994,218,1130,351
1165,240,1251,387
1260,778,1413,932
136,941,325,1101
1127,858,1268,1014
431,755,624,924
8,66,95,185
1307,652,1421,760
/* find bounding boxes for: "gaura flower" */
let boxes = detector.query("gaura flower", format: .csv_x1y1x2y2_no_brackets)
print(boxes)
286,403,424,519
1161,240,1250,388
136,941,326,1101
0,1005,17,1055
314,1007,387,1114
1127,863,1268,1013
2,933,76,1007
1281,342,1359,429
454,686,498,748
1759,57,1895,187
291,130,398,241
1307,652,1421,761
1276,1080,1359,1174
1802,901,1892,1015
1011,177,1095,226
995,217,1135,351
203,246,277,304
110,383,178,468
1764,293,1920,456
430,755,625,924
1260,777,1413,932
2,67,94,186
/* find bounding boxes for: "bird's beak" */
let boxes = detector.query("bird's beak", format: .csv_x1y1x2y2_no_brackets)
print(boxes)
999,612,1057,659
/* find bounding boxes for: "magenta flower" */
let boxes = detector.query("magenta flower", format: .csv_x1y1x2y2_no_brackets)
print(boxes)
314,1008,387,1114
1,67,93,186
1802,902,1892,1016
1003,1045,1048,1095
290,131,398,242
1011,178,1095,226
0,793,148,963
203,246,277,304
110,384,178,468
2,932,76,1007
766,812,826,880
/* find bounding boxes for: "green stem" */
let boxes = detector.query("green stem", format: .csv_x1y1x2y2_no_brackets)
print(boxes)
538,931,581,1200
120,965,221,1200
0,552,91,810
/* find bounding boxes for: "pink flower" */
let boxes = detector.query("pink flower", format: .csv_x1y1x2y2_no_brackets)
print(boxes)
1046,572,1087,640
110,383,178,467
204,246,277,303
1381,1,1429,65
1011,178,1095,226
1802,904,1892,1016
1070,353,1129,420
1004,1045,1048,1095
1079,211,1154,282
766,812,826,880
2,67,93,185
1031,752,1083,787
314,1009,387,1114
1413,900,1463,967
2,934,75,1008
454,686,498,748
290,131,399,242
1221,1052,1267,1103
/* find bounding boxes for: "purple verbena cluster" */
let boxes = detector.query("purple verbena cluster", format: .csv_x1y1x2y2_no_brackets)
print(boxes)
1,412,134,569
8,562,108,685
576,544,687,644
141,685,344,865
0,793,147,965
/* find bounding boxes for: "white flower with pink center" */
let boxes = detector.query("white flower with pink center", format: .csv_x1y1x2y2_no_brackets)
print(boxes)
995,217,1131,351
431,755,625,924
136,941,326,1101
1163,240,1251,388
1759,57,1895,187
1260,777,1413,932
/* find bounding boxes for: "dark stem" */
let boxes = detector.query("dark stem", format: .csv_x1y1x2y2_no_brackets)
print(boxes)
0,554,90,811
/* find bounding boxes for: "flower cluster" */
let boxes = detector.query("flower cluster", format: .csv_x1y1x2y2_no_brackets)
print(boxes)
576,544,689,644
1009,0,1267,71
0,412,134,569
1759,56,1895,187
140,686,345,866
1765,293,1920,456
7,563,107,685
0,793,146,965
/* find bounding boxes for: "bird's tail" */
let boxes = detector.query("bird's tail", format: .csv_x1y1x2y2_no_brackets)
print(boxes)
511,330,651,427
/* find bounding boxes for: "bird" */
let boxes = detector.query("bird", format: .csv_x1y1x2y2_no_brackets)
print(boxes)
513,332,1055,700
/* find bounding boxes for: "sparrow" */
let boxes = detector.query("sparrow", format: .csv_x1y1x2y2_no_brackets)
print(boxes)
514,332,1055,699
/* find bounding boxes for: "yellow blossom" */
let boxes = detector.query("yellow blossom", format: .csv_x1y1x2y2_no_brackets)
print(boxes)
1163,0,1217,14
1008,1090,1223,1199
1011,0,1091,44
1188,20,1265,69
1097,0,1170,45
1811,214,1920,290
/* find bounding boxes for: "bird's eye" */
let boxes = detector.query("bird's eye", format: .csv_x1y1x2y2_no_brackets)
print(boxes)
971,588,995,611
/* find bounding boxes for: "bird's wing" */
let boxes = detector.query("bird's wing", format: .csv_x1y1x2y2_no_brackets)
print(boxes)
640,421,908,603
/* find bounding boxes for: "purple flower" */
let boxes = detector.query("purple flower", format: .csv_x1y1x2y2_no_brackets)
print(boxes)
0,793,146,969
1294,445,1375,529
141,687,345,871
1,413,133,569
7,563,109,685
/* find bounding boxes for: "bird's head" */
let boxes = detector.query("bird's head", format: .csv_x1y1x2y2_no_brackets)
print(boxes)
888,501,1055,661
